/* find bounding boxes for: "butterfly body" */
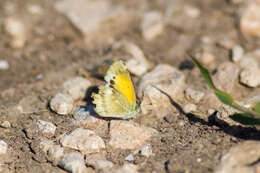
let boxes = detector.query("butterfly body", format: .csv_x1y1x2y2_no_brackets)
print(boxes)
92,61,139,119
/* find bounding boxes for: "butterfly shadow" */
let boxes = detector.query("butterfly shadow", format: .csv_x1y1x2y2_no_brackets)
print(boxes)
152,85,260,141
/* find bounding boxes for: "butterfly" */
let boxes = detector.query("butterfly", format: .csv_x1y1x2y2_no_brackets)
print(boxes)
92,60,140,119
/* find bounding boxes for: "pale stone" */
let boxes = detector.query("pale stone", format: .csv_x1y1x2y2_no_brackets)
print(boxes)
25,120,56,138
183,103,197,113
138,64,185,117
109,121,157,149
213,62,239,92
0,141,8,155
240,2,260,37
50,93,74,115
61,77,91,100
114,164,139,173
47,145,64,165
55,0,135,46
86,155,114,172
125,154,134,161
60,128,105,154
123,42,151,76
184,5,200,18
142,11,164,41
0,61,9,70
58,152,87,173
215,141,260,173
140,144,153,157
231,45,244,62
0,121,11,128
36,120,56,137
240,68,260,87
3,17,26,48
185,88,205,103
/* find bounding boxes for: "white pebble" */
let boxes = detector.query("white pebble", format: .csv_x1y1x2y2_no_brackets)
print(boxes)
36,120,56,137
240,69,260,87
0,141,8,155
140,144,153,157
50,93,74,115
27,4,42,15
3,17,26,48
142,11,164,41
0,61,9,70
58,152,87,173
184,6,200,18
60,128,105,154
125,154,134,161
231,45,244,62
123,42,151,76
240,3,260,37
109,121,157,149
61,77,91,100
183,103,197,113
0,121,11,128
47,145,64,164
185,88,205,103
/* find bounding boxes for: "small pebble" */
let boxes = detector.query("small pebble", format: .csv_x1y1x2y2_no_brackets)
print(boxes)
185,88,205,103
3,17,26,48
0,61,9,70
240,3,260,37
114,164,138,173
36,120,56,137
58,152,87,173
26,4,42,15
109,120,158,149
142,11,164,41
140,144,153,157
86,156,114,171
183,103,197,113
240,69,260,87
25,120,56,138
231,45,244,62
60,128,105,154
50,93,74,115
125,154,134,161
138,64,186,117
0,141,8,155
40,139,54,154
61,77,91,100
177,120,185,127
47,145,64,165
123,42,151,76
0,121,11,128
184,5,200,18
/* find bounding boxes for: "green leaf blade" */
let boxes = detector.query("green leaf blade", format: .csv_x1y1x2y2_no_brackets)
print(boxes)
214,90,234,107
229,113,260,125
190,56,216,89
253,102,260,114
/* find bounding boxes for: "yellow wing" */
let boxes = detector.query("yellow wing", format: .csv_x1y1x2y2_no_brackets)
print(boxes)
104,61,136,105
92,86,137,119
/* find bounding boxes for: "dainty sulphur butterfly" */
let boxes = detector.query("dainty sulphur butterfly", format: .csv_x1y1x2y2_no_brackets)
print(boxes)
92,61,139,119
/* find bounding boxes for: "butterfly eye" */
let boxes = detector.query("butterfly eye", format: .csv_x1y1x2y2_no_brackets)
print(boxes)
110,80,115,85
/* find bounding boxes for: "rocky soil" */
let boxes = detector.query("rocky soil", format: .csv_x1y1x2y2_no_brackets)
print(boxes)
1,0,260,173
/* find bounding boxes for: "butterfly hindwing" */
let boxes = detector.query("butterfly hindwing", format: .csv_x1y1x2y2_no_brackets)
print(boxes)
92,86,136,119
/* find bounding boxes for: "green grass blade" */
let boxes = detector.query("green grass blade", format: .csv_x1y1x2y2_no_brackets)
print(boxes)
190,55,216,89
229,113,260,125
214,89,234,107
253,102,260,114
